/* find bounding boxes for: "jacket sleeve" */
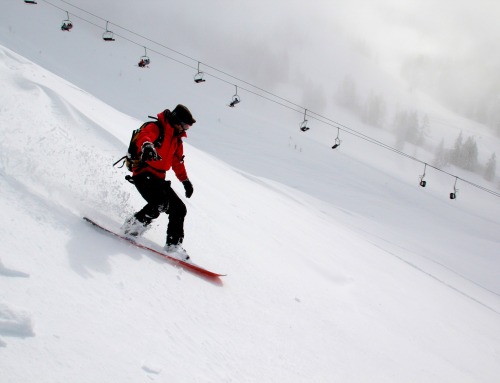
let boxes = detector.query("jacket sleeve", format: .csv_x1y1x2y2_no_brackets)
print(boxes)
172,140,188,182
135,122,160,155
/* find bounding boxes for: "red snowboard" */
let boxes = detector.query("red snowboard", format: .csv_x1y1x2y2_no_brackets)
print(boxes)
83,217,225,281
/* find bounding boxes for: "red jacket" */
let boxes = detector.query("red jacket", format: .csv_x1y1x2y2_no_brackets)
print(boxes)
132,111,188,181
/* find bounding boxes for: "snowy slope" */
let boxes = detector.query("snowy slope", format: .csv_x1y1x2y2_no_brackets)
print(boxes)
2,1,500,381
1,44,500,383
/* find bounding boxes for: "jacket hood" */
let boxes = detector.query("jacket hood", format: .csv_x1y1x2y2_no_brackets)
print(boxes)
158,110,187,138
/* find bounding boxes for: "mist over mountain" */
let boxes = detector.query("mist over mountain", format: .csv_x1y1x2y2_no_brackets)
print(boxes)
1,2,500,382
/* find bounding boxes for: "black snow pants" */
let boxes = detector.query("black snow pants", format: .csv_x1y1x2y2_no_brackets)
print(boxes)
132,172,187,246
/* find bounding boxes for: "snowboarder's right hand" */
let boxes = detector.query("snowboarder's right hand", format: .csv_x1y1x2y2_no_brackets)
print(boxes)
141,142,161,162
182,179,194,198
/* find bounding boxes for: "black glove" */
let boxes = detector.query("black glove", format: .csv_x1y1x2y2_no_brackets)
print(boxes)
182,179,194,198
141,142,161,162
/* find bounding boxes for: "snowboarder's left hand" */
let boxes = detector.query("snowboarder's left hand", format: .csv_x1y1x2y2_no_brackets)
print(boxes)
182,179,194,198
141,142,161,162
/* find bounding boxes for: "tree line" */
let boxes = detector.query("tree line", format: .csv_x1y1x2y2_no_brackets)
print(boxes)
335,75,497,184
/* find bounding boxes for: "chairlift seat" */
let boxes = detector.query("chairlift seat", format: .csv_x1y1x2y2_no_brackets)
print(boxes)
138,56,150,67
61,21,73,31
102,31,115,41
229,95,240,107
194,72,205,83
300,121,309,132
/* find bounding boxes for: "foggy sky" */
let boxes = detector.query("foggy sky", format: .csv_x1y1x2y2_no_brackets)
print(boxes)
79,0,499,70
17,0,499,123
75,0,500,113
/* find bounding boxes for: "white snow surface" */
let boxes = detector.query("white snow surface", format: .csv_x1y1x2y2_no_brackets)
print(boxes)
1,4,500,383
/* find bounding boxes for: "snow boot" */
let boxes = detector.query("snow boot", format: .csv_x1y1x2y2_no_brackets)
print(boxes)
164,244,190,261
121,216,149,237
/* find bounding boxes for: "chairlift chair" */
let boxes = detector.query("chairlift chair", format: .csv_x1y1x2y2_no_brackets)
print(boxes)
61,21,73,31
138,47,150,68
299,109,309,132
419,163,427,187
61,12,73,32
331,137,341,149
102,21,115,41
229,95,240,107
450,177,458,199
102,31,115,41
24,0,38,4
194,73,205,83
194,62,206,83
138,56,150,67
229,86,240,107
331,127,342,148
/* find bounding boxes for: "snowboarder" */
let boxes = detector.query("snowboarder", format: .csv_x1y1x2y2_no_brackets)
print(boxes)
122,104,196,260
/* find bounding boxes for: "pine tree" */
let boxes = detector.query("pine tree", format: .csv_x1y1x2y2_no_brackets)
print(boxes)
393,109,422,146
417,114,429,147
484,153,497,181
434,138,448,167
461,136,479,171
450,131,464,167
406,111,419,144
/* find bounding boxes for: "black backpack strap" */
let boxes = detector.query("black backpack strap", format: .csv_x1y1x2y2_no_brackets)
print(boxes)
113,155,127,168
144,116,164,148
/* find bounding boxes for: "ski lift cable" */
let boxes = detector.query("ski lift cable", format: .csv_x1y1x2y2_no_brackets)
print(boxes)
41,0,304,113
37,1,492,155
44,0,303,110
52,0,199,64
51,0,300,110
56,9,306,111
42,2,198,70
36,0,500,199
39,1,209,71
49,0,433,158
41,1,464,151
38,1,302,111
